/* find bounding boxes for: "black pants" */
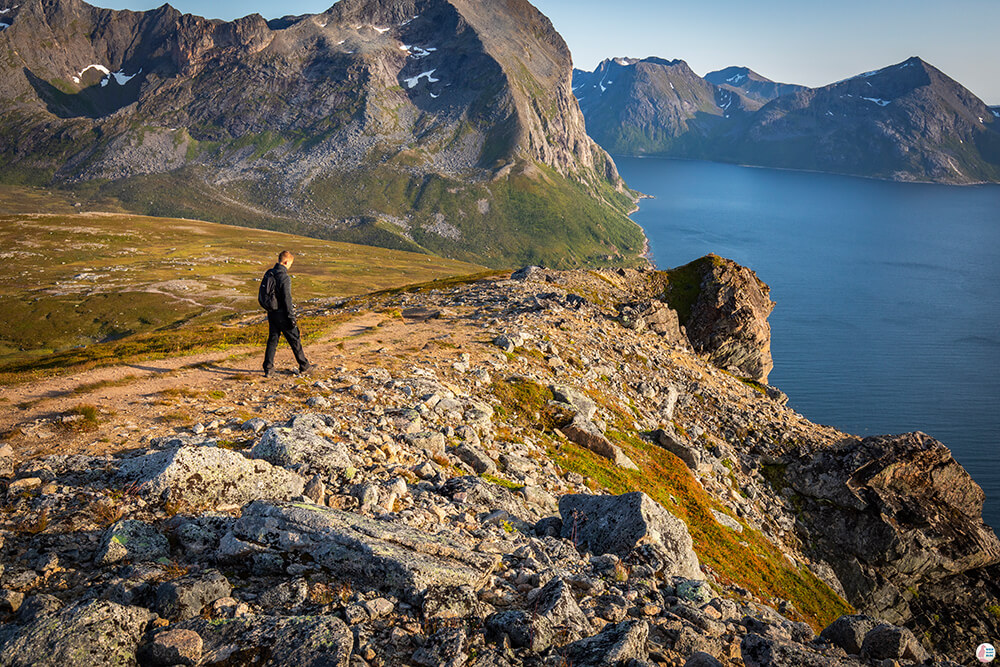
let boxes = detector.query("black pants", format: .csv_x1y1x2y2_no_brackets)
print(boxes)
263,310,309,372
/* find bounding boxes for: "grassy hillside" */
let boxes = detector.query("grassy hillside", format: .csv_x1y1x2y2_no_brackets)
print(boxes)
0,194,484,365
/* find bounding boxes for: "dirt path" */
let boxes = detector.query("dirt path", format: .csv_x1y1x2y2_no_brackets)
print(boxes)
0,312,393,458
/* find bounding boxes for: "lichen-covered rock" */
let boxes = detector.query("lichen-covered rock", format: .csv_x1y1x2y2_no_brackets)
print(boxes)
95,519,169,565
175,614,352,666
118,445,304,508
156,569,232,621
250,426,351,475
561,619,649,667
670,254,774,383
0,600,153,667
559,492,701,578
233,501,501,602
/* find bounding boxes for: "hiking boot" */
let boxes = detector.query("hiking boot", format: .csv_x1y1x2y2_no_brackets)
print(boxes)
298,363,315,375
263,369,275,378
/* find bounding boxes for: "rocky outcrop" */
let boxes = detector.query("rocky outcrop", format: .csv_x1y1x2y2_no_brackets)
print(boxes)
667,254,774,383
781,432,1000,623
118,445,305,508
558,492,702,579
232,501,501,602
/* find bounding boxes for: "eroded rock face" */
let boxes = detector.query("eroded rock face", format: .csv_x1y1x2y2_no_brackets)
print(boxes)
118,445,305,508
784,432,1000,622
233,501,501,602
670,254,774,383
558,492,701,579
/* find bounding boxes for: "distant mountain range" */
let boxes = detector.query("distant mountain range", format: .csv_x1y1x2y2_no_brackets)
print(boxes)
574,56,1000,184
0,0,645,268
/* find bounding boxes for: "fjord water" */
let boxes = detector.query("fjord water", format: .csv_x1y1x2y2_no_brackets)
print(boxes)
616,156,1000,529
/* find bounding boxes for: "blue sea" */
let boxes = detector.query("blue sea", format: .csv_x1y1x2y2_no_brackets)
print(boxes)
616,156,1000,529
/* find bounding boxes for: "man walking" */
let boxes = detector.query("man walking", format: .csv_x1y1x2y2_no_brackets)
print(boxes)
260,250,312,377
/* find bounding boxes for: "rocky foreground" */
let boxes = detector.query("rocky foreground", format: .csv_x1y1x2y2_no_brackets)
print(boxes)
1,261,998,666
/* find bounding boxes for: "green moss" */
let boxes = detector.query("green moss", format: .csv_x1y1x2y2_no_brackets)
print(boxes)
761,463,790,493
481,473,522,491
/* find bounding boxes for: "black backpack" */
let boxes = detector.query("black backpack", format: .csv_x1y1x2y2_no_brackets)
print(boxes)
257,269,279,311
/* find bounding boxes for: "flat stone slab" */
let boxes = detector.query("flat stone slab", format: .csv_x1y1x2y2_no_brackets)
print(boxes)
119,446,304,508
233,501,501,602
250,426,352,476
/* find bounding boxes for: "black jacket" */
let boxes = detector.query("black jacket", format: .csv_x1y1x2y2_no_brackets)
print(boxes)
270,263,296,321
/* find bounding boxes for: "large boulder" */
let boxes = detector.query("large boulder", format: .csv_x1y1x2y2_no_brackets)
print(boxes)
820,614,878,655
250,426,352,476
118,446,304,508
233,501,500,603
666,254,774,383
484,577,590,651
172,615,352,666
0,600,153,666
558,492,701,578
782,432,1000,623
860,623,929,662
561,619,649,667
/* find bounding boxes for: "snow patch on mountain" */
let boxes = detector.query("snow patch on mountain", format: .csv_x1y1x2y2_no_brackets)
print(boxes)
404,69,439,88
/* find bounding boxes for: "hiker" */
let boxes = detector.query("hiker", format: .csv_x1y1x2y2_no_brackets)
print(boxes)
259,250,313,377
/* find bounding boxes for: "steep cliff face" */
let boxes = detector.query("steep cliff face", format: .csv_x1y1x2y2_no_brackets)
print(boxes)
781,432,1000,625
0,0,643,268
661,255,774,384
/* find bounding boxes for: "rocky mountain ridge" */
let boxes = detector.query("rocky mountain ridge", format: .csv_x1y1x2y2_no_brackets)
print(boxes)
1,258,996,666
0,0,644,268
575,56,1000,184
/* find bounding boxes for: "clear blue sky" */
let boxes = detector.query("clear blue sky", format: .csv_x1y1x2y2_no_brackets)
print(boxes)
95,0,1000,104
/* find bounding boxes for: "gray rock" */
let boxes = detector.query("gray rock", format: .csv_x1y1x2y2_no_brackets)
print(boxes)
559,492,701,578
562,418,638,470
241,418,268,434
412,627,467,667
251,426,351,476
710,509,743,533
146,629,203,666
0,600,153,667
156,569,232,621
176,614,352,666
258,579,308,609
15,594,62,624
652,426,705,472
119,446,304,508
820,614,878,655
684,652,724,667
485,577,589,651
422,585,483,621
95,520,169,565
551,385,597,420
403,431,447,454
0,589,23,614
562,619,649,667
233,501,500,603
741,633,862,667
676,579,714,605
453,444,496,475
860,623,929,662
304,474,325,504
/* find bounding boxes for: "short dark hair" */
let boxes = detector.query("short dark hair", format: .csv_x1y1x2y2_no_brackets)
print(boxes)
278,250,294,263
